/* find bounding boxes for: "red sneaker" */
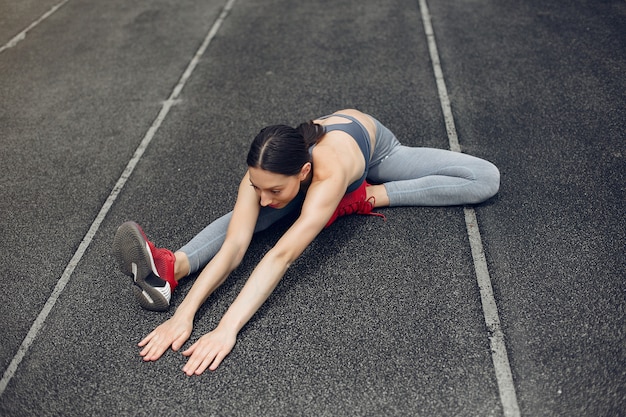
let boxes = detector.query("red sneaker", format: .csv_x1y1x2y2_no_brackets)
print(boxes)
325,181,386,228
112,221,178,311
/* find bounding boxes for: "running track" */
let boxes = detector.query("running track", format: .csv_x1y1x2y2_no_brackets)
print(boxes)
1,0,624,416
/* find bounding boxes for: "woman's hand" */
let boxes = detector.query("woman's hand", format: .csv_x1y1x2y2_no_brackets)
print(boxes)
181,326,237,375
138,315,193,361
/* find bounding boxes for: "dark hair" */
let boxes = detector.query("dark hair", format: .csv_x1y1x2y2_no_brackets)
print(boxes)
246,121,325,176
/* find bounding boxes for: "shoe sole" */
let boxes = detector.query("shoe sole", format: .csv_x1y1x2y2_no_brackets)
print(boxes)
112,221,170,312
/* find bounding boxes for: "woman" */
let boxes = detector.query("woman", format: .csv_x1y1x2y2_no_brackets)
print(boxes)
112,109,500,375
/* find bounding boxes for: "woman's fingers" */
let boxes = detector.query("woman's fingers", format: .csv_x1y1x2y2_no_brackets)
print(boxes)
137,318,193,361
171,334,186,352
139,336,169,361
208,351,227,372
180,331,235,375
181,342,215,375
137,330,155,347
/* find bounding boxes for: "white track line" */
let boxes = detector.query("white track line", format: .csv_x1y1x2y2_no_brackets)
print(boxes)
0,0,70,54
0,0,238,397
418,1,521,416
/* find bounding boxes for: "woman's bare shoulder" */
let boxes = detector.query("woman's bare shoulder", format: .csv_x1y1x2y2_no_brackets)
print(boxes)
314,109,371,125
334,108,364,116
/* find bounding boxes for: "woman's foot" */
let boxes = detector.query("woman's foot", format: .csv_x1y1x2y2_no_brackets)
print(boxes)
112,221,178,311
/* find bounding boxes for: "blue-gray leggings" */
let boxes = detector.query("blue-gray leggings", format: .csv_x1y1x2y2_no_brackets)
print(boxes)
180,117,500,274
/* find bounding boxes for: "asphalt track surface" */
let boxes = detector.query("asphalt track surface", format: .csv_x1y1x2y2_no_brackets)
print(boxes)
1,0,624,416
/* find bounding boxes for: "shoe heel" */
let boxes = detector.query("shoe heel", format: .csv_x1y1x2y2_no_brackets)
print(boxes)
132,283,170,312
112,222,150,277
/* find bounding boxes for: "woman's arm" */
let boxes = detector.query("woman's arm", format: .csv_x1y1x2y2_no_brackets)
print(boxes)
138,172,261,362
181,153,350,375
175,172,261,320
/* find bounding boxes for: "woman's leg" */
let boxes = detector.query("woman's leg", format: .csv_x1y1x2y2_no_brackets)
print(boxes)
178,192,305,275
113,191,303,311
367,118,500,207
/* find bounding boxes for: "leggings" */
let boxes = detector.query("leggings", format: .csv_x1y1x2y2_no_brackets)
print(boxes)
180,117,500,274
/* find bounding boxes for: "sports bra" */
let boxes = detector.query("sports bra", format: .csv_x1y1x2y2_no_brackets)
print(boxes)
309,113,372,193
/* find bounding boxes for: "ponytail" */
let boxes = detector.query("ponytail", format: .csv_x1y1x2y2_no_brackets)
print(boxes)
296,120,325,147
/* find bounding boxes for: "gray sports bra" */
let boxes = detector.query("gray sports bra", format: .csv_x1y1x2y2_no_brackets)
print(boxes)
309,114,371,193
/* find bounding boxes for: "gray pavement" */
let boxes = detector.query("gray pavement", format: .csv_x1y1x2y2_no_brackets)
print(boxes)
0,0,624,416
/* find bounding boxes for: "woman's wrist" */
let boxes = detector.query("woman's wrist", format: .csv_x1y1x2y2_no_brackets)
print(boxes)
172,301,198,322
217,312,245,335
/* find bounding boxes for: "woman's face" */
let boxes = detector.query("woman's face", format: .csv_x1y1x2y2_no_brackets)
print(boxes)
248,164,310,209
